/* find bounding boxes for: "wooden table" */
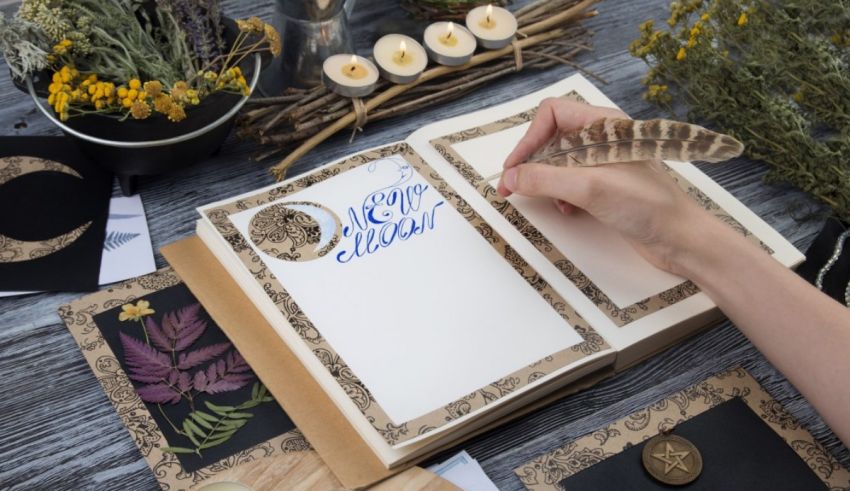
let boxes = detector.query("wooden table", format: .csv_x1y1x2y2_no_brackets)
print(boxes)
1,0,847,489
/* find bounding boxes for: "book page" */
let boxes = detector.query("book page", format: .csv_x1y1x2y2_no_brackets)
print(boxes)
198,142,613,449
406,74,803,357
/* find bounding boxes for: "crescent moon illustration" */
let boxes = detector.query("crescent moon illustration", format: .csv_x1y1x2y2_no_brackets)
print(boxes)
248,201,342,262
0,156,92,264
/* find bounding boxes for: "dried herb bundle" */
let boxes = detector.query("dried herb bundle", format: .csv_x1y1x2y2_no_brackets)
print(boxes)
238,0,601,178
630,0,850,220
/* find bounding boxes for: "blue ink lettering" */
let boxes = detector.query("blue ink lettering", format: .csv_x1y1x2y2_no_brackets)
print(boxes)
336,157,445,264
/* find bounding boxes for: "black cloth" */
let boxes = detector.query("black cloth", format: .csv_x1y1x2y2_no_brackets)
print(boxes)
559,397,825,490
797,216,850,305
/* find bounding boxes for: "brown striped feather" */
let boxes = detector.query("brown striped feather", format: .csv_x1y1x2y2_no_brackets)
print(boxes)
530,118,744,167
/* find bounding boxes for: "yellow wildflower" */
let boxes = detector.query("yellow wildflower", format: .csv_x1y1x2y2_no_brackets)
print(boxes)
203,70,218,81
128,79,142,90
737,12,748,26
186,89,200,105
154,94,173,114
264,23,282,57
122,98,133,108
143,80,162,97
700,13,710,21
170,81,189,102
237,16,264,33
119,300,155,321
676,47,686,60
127,88,139,101
53,39,72,55
167,103,186,122
117,87,128,99
130,100,151,120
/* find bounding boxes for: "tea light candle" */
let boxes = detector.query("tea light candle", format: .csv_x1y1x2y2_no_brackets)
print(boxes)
423,21,477,66
322,54,379,98
373,34,428,84
466,4,517,49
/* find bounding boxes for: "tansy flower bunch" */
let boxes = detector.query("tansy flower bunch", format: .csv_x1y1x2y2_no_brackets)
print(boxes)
45,67,204,122
629,0,850,222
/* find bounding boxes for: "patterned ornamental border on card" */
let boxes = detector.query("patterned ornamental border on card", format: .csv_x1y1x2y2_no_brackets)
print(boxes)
429,92,772,327
202,142,610,447
513,367,850,491
57,268,310,491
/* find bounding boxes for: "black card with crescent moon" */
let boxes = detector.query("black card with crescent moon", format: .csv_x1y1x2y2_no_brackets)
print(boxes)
0,137,111,291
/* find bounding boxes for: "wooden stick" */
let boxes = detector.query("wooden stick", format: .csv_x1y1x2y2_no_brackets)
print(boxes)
270,0,598,179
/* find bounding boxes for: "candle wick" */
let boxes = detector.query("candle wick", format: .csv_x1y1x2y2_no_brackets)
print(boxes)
486,15,491,23
350,65,356,72
400,50,405,59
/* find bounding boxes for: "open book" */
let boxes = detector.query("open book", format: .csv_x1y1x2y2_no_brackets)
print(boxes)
194,74,803,469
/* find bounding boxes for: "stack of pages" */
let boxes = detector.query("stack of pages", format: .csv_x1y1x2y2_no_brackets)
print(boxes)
189,74,802,475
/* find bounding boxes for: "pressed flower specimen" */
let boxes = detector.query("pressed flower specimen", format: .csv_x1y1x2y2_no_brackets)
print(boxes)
118,300,274,456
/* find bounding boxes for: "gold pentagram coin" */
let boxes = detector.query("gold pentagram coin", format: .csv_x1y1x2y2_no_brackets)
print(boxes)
641,433,703,486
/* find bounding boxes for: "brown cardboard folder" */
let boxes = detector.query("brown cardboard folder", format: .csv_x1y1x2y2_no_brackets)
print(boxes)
163,236,613,489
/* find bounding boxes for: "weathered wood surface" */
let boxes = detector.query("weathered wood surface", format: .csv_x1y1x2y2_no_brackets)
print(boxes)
0,0,846,490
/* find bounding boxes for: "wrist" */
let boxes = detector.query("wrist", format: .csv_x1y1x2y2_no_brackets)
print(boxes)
665,207,745,284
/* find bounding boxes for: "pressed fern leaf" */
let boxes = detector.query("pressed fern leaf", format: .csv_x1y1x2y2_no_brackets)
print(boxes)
103,230,141,251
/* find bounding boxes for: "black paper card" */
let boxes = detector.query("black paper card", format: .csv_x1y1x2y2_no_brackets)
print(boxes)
559,397,825,490
0,137,111,291
93,283,297,473
798,216,850,305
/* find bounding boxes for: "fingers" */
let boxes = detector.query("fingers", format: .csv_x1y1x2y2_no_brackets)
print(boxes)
498,162,600,210
503,98,627,170
554,199,576,215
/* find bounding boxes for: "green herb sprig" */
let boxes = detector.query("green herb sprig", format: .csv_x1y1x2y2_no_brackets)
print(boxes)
630,0,850,220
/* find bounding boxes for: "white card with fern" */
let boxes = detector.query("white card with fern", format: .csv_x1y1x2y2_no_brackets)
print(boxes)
99,194,155,285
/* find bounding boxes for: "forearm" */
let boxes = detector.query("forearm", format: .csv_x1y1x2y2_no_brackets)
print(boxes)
673,214,850,446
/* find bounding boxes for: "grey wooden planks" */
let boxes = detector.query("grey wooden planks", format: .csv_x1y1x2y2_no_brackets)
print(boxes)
0,0,845,489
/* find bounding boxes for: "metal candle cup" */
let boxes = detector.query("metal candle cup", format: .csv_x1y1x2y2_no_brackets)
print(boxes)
321,54,379,98
423,22,477,66
373,34,428,84
466,4,517,49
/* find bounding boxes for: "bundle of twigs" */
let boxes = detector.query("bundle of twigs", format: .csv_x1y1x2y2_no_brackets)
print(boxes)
237,0,600,179
400,0,510,21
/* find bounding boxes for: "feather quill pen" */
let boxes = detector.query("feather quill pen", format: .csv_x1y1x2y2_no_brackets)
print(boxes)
528,118,744,168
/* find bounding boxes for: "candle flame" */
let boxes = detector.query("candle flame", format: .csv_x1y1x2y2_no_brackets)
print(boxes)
486,4,493,22
400,39,407,58
349,54,357,65
446,21,454,38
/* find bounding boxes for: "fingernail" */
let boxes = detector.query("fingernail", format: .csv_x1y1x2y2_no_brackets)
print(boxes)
503,167,518,191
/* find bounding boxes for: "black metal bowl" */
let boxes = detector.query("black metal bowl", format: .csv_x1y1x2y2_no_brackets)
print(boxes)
16,14,269,196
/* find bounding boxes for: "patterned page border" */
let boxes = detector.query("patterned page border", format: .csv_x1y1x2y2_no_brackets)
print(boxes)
202,142,610,447
58,268,309,491
514,367,850,490
429,92,771,327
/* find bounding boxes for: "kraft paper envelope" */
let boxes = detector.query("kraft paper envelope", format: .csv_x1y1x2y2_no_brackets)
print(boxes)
162,236,615,489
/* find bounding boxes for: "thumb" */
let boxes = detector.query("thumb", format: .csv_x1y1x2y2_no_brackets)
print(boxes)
500,163,599,210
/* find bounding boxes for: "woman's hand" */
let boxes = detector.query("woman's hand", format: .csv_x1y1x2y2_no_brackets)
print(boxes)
496,98,713,275
497,97,850,447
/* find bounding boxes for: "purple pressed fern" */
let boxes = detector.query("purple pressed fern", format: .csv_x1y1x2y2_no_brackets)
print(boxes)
193,351,253,394
119,303,255,406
